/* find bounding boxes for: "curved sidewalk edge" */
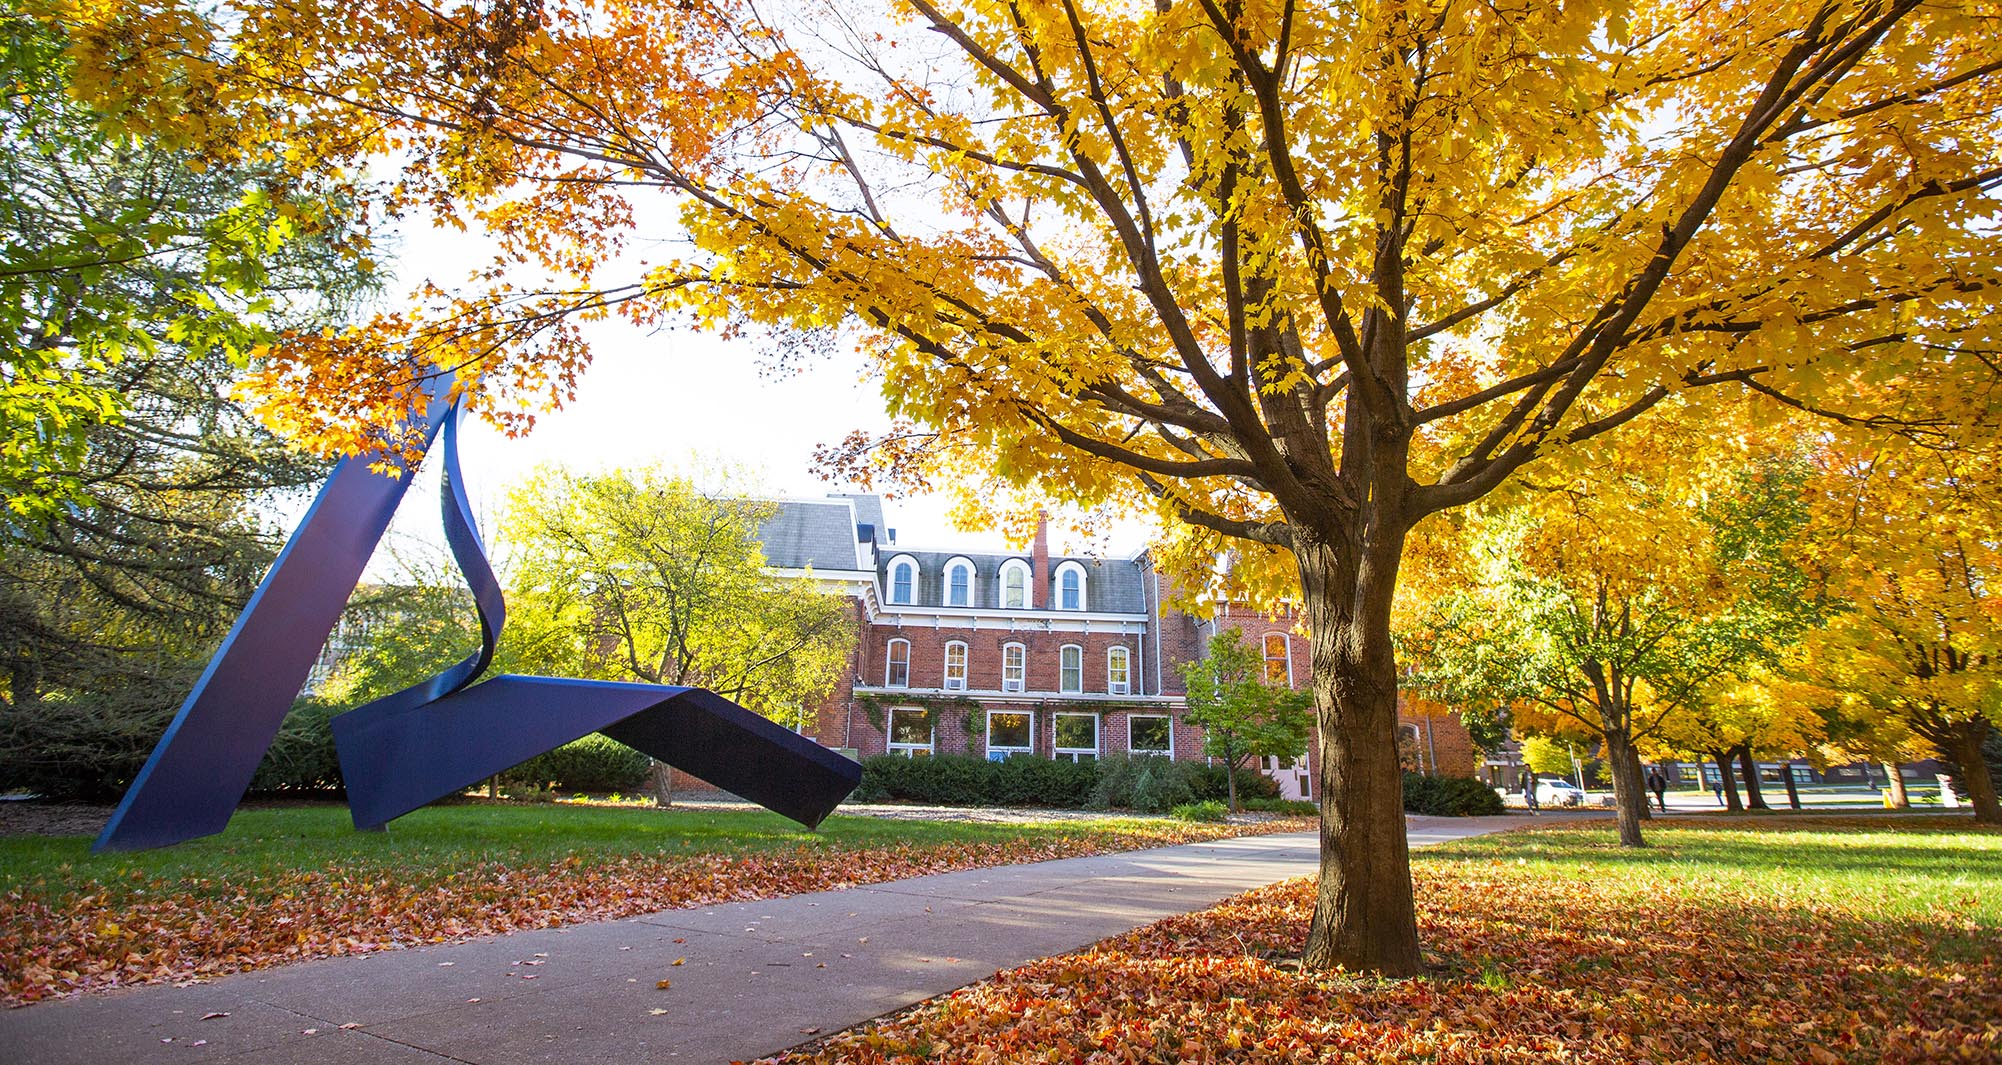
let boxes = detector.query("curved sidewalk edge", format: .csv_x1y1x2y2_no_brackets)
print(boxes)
0,816,1530,1065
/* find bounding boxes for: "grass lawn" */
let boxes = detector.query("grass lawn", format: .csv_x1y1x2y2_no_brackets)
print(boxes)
0,800,1312,1005
769,816,2001,1064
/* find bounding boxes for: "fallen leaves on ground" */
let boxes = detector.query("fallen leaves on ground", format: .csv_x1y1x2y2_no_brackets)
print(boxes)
0,817,1309,1005
762,818,2001,1065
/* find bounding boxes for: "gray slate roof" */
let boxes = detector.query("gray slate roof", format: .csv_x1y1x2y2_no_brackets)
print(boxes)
757,500,865,571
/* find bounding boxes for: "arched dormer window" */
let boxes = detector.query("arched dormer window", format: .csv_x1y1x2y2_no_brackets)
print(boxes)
943,556,976,608
999,558,1031,609
1054,560,1088,611
886,554,918,605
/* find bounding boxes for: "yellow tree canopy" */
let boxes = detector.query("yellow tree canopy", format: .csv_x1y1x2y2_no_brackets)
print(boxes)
43,0,2002,594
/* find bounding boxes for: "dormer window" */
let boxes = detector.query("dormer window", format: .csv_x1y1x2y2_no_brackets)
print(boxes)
999,558,1030,609
887,555,918,605
1055,560,1088,611
944,556,975,607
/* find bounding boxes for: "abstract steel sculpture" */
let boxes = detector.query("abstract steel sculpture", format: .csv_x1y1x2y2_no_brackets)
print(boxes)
93,377,860,853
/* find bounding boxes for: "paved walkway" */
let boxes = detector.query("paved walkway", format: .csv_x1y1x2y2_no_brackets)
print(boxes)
0,816,1524,1065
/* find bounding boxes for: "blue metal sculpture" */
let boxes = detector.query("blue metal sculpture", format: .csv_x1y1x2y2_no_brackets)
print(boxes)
93,377,859,853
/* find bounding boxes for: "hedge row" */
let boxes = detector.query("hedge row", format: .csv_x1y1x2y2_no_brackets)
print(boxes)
852,753,1285,813
0,697,654,800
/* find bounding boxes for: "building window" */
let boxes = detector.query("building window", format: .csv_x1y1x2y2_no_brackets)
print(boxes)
1055,561,1087,611
887,707,933,758
1263,632,1292,685
1107,646,1131,696
1129,714,1172,756
885,638,910,688
1002,643,1026,692
943,641,968,691
945,557,974,607
1054,712,1099,763
987,710,1033,761
1000,559,1030,608
1059,644,1083,694
888,556,917,605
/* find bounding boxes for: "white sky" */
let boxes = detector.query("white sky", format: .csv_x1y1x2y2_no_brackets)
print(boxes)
353,218,1155,575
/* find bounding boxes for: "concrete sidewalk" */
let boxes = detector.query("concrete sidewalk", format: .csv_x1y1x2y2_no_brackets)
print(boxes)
0,816,1523,1065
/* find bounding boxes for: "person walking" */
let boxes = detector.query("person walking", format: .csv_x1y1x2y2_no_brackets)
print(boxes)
1521,771,1539,814
1647,768,1668,813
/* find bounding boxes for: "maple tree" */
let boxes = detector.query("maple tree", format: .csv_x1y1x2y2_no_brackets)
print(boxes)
1409,424,1821,844
48,0,2002,972
1178,627,1313,813
1793,441,2002,822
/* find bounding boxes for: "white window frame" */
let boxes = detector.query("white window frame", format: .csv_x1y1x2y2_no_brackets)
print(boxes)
887,554,919,605
1129,714,1173,757
884,638,911,688
999,558,1031,609
942,640,969,691
887,707,934,758
1106,646,1131,696
1263,632,1292,686
986,709,1034,761
1059,644,1084,694
1054,560,1088,611
943,556,976,608
1001,642,1026,693
1053,712,1099,763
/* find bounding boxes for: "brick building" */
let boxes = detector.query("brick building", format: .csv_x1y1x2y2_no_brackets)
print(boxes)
758,494,1480,799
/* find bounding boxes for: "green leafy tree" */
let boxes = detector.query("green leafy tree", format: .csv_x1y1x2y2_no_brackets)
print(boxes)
1417,431,1821,845
1180,627,1313,814
502,467,858,802
0,13,374,520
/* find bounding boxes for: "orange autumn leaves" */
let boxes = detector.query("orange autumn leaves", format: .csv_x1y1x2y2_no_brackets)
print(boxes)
0,818,1309,1006
766,821,2001,1065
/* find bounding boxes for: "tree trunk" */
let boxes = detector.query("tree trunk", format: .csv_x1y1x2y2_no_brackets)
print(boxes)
1224,748,1241,814
1883,762,1908,808
648,759,675,807
1601,728,1648,847
1780,763,1802,810
1735,746,1770,810
1295,535,1423,977
1946,720,2001,824
1713,751,1743,811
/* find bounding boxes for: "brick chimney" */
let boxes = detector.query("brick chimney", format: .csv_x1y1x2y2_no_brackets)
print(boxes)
1030,510,1050,609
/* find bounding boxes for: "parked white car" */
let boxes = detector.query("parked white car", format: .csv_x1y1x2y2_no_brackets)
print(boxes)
1534,778,1586,807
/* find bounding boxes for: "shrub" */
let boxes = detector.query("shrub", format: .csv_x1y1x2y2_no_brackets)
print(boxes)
1402,772,1506,816
251,699,347,793
1170,800,1228,822
1183,762,1281,804
502,734,652,793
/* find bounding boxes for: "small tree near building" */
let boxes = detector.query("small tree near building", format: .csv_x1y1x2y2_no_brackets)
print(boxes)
1180,628,1313,813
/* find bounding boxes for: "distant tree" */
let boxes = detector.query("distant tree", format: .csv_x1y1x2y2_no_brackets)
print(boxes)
502,467,858,803
1793,442,2002,823
1180,628,1313,813
1413,424,1821,845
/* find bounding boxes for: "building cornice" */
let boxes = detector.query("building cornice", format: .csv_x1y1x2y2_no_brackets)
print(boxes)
852,684,1183,706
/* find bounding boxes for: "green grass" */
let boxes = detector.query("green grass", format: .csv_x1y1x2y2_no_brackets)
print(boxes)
0,801,1179,900
1424,815,2002,928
